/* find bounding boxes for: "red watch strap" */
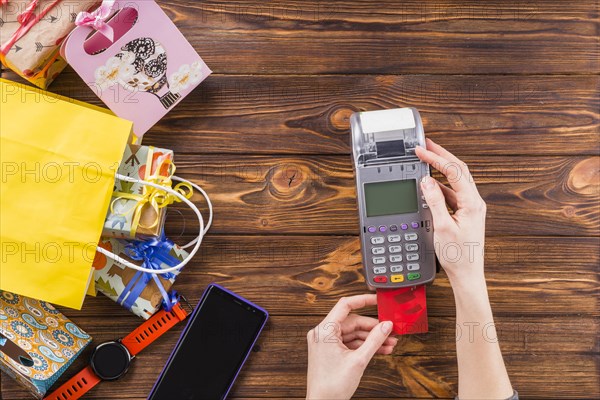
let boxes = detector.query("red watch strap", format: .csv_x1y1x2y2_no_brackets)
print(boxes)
43,304,188,400
43,365,101,400
121,303,188,356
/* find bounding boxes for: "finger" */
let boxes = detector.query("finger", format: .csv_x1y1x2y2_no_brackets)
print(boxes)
415,145,475,197
345,339,364,350
426,139,481,202
420,176,455,231
340,314,380,335
437,180,458,212
425,138,463,165
342,330,398,346
345,340,396,355
324,294,377,324
355,321,393,361
376,345,396,355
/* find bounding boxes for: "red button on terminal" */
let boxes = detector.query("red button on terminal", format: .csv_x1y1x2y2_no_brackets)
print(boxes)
373,275,388,283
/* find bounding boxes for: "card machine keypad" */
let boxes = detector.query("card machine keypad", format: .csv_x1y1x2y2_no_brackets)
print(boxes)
365,222,431,285
351,108,437,289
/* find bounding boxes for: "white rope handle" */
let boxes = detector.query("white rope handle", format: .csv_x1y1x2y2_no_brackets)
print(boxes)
173,176,213,249
95,173,212,275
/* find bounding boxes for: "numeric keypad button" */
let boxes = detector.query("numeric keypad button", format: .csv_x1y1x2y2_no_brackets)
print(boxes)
405,243,419,252
406,253,420,261
390,265,403,273
371,247,385,255
389,254,402,263
407,263,420,271
373,266,387,274
372,257,386,265
388,245,402,253
370,236,384,245
404,233,418,241
387,234,401,243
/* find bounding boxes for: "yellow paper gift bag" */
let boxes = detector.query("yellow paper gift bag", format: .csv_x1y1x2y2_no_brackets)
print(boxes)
0,79,133,309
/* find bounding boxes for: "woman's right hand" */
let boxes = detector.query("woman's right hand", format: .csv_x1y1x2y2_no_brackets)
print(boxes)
415,139,488,287
417,139,514,400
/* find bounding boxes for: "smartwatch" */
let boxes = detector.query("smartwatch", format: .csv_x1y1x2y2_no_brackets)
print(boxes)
44,301,190,400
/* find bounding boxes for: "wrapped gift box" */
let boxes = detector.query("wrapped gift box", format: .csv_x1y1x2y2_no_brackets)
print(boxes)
0,0,97,88
93,237,188,319
103,144,174,239
0,291,92,398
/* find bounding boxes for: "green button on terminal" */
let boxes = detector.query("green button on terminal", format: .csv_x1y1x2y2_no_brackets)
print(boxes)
407,272,421,281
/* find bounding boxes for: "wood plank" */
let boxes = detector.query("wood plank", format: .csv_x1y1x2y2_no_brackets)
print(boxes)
2,313,598,399
232,354,599,399
2,0,599,398
4,70,598,156
72,236,600,318
162,155,600,236
162,0,599,74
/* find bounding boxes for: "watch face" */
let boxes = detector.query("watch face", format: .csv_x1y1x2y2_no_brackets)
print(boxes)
90,341,131,381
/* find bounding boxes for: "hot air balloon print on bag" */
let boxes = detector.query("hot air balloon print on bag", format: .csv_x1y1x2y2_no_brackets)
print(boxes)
94,37,204,109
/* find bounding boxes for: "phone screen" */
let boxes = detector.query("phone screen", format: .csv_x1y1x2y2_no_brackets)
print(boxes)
149,285,268,400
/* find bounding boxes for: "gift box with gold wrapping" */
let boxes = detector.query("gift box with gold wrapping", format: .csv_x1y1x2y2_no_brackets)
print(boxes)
103,144,177,239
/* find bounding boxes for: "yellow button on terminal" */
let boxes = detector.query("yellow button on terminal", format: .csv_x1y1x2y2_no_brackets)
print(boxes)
391,274,404,283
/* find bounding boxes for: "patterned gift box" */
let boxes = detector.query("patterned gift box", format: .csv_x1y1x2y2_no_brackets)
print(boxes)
0,291,92,398
103,144,174,239
0,0,98,88
93,237,188,319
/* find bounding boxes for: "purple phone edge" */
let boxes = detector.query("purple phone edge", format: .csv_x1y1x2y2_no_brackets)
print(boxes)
146,283,269,400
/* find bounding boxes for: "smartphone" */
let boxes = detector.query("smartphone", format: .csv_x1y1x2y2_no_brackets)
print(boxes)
148,284,268,400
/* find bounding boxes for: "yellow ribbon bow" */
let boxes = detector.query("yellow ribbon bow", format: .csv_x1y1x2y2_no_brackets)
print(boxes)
110,147,193,238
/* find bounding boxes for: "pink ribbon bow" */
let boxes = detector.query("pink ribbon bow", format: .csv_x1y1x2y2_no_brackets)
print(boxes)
75,0,116,42
17,0,39,25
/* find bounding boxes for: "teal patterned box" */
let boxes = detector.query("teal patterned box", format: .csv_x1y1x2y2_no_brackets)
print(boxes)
0,291,92,398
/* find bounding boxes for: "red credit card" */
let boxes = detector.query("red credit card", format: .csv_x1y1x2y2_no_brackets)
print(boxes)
377,285,428,335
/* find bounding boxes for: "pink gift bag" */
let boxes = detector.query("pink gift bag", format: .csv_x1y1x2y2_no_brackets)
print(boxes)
62,0,211,137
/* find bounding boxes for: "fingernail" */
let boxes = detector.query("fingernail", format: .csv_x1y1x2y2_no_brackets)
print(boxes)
382,321,393,334
421,176,434,190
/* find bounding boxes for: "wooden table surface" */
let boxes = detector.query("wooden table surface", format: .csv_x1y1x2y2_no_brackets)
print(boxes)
1,1,599,399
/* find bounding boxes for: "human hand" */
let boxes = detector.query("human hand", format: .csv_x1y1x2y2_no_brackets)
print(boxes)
306,294,396,400
415,139,487,288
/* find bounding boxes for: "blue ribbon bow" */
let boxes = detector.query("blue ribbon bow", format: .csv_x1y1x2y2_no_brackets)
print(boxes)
116,231,182,313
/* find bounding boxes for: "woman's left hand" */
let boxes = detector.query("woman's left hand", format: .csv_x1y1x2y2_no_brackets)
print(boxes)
306,294,397,399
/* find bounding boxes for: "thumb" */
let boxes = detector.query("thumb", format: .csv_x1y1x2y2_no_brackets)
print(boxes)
420,176,453,231
356,321,393,361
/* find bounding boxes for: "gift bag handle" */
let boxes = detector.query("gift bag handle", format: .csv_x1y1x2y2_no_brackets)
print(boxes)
61,0,158,62
95,173,212,275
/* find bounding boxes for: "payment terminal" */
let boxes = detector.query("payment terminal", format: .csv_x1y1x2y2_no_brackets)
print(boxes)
351,108,437,289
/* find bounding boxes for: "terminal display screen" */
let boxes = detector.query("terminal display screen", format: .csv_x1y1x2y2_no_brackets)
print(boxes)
364,179,418,217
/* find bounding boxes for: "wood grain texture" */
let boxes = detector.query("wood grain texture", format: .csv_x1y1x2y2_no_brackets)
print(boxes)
3,70,598,156
53,236,600,318
1,0,599,398
2,312,598,399
161,155,600,236
4,235,596,397
159,0,600,74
